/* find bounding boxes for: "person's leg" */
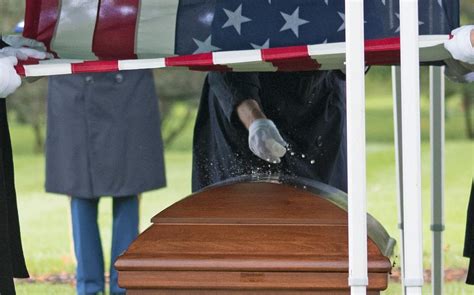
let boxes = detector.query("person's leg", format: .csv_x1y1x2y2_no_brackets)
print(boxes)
70,197,105,295
110,195,139,294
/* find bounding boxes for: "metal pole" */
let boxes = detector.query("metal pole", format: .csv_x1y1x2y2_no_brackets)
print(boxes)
430,66,445,295
345,0,368,294
392,65,406,293
399,0,424,294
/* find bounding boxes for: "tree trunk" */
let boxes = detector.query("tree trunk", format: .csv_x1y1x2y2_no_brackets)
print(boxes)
32,123,44,154
164,107,193,146
463,88,474,140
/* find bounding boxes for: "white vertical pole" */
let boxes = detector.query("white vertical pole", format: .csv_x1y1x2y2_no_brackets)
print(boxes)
400,0,424,294
430,66,445,295
392,65,406,293
345,0,368,294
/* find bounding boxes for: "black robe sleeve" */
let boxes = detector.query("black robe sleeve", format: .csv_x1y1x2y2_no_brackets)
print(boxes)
207,72,261,127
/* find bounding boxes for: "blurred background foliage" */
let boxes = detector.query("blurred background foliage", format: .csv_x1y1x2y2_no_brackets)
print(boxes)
0,0,473,154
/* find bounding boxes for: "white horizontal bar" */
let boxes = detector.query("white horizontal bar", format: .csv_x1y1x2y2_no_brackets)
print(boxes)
118,58,166,71
213,49,263,65
24,63,72,76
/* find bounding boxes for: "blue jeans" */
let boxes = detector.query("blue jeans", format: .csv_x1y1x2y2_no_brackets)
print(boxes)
70,196,139,295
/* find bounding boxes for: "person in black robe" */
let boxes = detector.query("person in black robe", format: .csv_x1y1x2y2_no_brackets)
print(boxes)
444,25,474,284
464,181,474,285
192,70,347,193
0,35,51,294
0,96,28,295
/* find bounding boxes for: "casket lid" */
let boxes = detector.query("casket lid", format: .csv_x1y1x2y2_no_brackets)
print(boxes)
116,176,394,274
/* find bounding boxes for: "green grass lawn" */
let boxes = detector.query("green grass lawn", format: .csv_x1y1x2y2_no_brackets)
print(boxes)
9,86,474,293
13,281,474,295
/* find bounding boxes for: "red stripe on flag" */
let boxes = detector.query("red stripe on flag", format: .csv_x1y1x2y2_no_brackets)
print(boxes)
93,0,139,59
14,65,26,77
71,61,119,74
23,0,60,53
365,37,401,65
262,46,321,71
15,59,40,76
165,53,214,67
23,0,41,39
17,59,41,66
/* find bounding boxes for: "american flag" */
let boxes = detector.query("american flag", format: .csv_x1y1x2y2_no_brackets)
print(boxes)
18,0,459,76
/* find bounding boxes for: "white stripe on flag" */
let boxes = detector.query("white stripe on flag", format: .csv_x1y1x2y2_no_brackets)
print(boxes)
39,59,84,64
213,50,277,72
51,0,99,60
419,35,451,62
229,63,278,72
136,0,179,58
308,42,346,70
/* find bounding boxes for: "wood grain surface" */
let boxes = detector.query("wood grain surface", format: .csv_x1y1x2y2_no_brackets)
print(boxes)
116,181,392,294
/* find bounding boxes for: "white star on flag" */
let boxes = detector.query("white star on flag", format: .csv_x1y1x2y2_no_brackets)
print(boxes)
394,13,424,32
250,39,270,49
337,12,367,32
193,35,221,54
337,12,345,32
280,7,309,38
222,4,251,35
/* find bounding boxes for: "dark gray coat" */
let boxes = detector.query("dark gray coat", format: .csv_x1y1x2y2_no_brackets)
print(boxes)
45,70,166,198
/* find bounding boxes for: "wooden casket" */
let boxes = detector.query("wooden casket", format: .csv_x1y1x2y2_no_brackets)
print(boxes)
116,176,395,294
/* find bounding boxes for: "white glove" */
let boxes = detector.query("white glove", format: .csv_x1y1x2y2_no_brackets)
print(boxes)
0,47,53,61
444,25,474,64
0,55,21,98
1,35,53,60
249,119,288,164
2,35,46,51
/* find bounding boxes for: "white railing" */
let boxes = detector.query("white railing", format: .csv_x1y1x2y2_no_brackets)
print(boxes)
430,66,445,295
399,0,424,293
347,0,446,294
345,0,368,294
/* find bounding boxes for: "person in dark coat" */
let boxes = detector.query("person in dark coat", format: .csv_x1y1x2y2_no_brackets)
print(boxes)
192,70,347,193
444,24,474,285
45,70,166,295
0,35,51,295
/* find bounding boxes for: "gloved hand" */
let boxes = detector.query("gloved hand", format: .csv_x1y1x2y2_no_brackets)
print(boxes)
2,35,46,51
444,25,474,64
0,55,21,98
1,35,53,60
0,47,53,61
249,119,288,164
